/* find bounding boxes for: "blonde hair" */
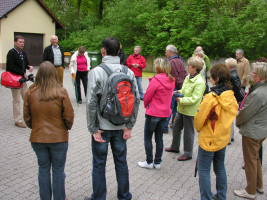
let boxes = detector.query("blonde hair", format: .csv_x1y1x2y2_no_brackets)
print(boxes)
252,62,267,83
29,61,61,101
225,58,237,69
154,57,174,81
187,57,203,73
194,50,204,58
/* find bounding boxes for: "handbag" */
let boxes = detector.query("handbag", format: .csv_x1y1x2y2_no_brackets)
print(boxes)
1,71,23,88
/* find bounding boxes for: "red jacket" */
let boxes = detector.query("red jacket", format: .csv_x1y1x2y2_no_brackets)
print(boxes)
126,54,146,77
144,73,175,118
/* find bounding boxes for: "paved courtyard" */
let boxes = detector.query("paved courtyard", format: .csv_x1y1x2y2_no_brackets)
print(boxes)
0,67,266,200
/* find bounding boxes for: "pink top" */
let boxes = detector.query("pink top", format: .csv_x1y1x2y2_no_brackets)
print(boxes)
77,55,87,71
144,73,175,117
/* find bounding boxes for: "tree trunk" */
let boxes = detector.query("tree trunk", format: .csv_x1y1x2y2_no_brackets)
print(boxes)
98,0,103,20
77,0,82,14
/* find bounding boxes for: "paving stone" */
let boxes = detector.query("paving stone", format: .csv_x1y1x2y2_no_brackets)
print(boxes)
0,68,267,199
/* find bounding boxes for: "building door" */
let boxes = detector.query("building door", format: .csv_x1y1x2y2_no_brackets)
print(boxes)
14,33,43,66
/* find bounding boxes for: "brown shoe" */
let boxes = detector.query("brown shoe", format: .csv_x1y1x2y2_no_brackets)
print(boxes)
15,122,26,128
165,147,179,153
178,155,192,161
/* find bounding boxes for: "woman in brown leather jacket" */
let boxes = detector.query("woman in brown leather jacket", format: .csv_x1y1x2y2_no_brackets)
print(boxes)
24,61,74,200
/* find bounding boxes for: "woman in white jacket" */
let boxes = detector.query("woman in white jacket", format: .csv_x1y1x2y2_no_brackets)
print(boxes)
69,46,91,104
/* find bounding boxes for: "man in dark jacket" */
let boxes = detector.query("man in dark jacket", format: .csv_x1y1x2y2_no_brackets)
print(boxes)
163,44,187,134
43,35,64,86
6,35,33,128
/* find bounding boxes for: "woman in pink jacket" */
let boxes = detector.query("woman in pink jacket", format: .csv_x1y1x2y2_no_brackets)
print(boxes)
138,57,175,169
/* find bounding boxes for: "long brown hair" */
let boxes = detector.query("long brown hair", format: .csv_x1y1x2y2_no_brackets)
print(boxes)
30,61,60,101
210,64,232,89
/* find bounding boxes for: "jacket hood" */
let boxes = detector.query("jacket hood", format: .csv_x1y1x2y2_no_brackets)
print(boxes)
213,90,237,111
210,83,230,96
132,53,141,58
149,73,175,90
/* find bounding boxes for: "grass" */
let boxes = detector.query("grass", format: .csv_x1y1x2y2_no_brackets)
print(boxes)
142,72,155,78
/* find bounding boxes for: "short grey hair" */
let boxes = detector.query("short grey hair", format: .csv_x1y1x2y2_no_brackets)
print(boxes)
236,49,244,55
134,46,141,52
51,35,58,40
166,45,178,53
188,56,203,73
252,62,267,83
225,58,237,69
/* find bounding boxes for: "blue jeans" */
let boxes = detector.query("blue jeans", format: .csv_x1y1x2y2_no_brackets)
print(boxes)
144,115,167,164
91,130,132,200
31,142,68,200
198,146,227,200
135,76,144,99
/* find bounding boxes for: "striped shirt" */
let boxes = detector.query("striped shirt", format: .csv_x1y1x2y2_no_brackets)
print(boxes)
52,45,62,66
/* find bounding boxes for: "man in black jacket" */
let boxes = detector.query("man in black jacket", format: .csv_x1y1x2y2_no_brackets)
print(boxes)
43,35,65,86
6,35,33,128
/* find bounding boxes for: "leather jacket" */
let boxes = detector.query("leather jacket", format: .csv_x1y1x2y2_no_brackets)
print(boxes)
24,87,74,143
230,69,242,102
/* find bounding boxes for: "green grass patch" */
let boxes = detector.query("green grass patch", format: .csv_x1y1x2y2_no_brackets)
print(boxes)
143,72,155,78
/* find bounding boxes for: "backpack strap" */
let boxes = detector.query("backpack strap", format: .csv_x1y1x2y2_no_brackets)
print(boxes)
100,63,128,76
121,65,128,74
100,63,113,76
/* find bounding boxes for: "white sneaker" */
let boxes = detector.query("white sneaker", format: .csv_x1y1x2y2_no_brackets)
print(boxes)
257,187,264,194
234,189,256,199
153,163,161,170
137,161,153,169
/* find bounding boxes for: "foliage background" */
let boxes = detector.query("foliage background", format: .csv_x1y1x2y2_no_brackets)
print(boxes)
43,0,267,60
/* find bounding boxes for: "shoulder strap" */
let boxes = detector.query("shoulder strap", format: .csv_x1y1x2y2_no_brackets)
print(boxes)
100,63,113,76
100,63,128,76
121,65,128,74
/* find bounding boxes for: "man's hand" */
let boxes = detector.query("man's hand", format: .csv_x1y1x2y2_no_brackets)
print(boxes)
176,97,180,103
71,73,75,77
123,128,132,140
28,66,34,73
241,80,244,86
93,130,106,143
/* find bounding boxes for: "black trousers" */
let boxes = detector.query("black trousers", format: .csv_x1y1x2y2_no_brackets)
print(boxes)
76,70,88,101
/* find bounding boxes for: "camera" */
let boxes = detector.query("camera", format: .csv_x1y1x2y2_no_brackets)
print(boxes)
173,92,184,98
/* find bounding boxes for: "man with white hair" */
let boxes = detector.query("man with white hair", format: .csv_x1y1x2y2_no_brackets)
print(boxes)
236,49,250,90
163,45,187,134
126,46,146,100
43,35,65,86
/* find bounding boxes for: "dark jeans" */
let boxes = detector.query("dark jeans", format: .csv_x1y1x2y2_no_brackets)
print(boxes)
144,114,167,164
31,142,68,200
198,146,227,200
76,70,88,101
91,130,132,200
163,87,178,131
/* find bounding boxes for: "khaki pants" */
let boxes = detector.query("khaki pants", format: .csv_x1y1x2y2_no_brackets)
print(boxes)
11,83,28,123
242,135,266,194
56,66,64,86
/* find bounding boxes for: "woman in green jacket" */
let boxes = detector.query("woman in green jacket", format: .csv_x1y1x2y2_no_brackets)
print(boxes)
165,56,205,161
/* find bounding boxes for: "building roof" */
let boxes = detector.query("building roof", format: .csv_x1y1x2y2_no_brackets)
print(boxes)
0,0,64,29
